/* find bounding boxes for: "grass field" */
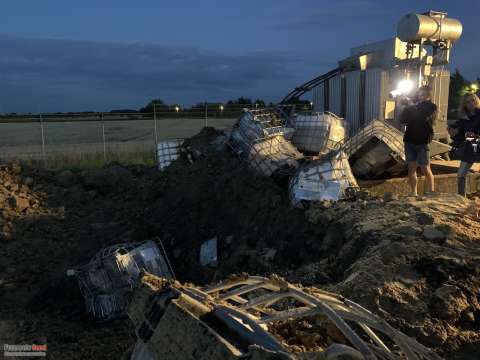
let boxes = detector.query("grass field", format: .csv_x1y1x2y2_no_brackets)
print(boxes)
0,117,237,168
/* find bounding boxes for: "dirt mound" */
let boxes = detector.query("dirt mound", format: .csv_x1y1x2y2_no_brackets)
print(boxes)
0,162,146,359
137,128,321,283
1,128,480,359
291,195,480,359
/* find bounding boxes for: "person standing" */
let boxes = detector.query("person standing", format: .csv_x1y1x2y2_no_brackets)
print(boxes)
448,93,480,196
401,85,437,196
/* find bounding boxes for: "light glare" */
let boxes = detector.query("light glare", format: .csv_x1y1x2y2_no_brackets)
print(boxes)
397,79,414,94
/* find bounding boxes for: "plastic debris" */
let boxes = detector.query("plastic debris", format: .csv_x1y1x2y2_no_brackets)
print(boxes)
200,237,218,266
289,150,359,207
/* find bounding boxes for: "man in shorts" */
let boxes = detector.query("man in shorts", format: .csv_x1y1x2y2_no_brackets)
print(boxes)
401,85,437,196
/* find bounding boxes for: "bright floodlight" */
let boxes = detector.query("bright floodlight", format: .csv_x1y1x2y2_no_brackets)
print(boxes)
471,83,479,91
398,79,414,94
175,106,180,112
390,79,415,97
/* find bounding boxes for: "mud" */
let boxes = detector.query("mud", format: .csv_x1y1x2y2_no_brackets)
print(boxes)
291,195,480,359
0,128,479,359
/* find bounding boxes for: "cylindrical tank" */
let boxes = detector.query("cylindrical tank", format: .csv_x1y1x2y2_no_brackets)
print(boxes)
397,13,462,43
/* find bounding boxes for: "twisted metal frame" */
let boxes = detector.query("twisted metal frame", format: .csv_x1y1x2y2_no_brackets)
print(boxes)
340,120,405,161
75,240,172,320
201,276,443,360
291,111,347,155
227,108,301,177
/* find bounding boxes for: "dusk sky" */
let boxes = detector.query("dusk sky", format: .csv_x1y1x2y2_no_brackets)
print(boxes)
0,0,478,113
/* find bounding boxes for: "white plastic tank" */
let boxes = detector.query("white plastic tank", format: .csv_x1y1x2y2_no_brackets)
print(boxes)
157,139,184,170
292,112,346,154
397,13,462,43
289,151,358,208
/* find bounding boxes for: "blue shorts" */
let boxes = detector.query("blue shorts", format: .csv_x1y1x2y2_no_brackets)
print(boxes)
404,142,430,166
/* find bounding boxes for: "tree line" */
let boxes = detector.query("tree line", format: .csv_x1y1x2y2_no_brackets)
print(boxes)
449,69,479,116
133,68,478,118
3,71,475,117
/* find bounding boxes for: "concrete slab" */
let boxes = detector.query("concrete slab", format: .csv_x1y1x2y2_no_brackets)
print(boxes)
431,159,480,173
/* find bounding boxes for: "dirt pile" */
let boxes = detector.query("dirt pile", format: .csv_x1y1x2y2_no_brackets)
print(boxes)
0,127,479,359
290,194,480,358
0,162,148,359
137,128,322,283
0,128,319,359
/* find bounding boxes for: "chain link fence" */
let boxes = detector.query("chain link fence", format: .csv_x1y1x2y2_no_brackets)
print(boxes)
0,104,247,168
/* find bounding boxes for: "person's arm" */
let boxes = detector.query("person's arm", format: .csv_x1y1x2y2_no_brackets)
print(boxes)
473,110,480,135
424,103,437,127
449,119,460,129
400,106,410,124
448,121,458,138
455,118,468,138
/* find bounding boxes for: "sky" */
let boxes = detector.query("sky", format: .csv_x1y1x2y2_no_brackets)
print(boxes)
0,0,478,113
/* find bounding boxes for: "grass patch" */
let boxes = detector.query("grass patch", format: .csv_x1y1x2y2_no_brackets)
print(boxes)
1,141,157,170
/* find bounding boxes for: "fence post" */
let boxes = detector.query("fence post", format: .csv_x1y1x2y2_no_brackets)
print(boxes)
153,104,158,161
101,113,107,163
204,101,208,127
39,114,47,168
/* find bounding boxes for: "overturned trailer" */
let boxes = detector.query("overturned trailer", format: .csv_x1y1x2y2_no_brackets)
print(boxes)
127,274,443,360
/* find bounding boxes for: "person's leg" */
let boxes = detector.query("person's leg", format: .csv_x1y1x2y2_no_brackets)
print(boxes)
407,161,418,195
457,161,473,196
404,143,418,195
417,144,434,193
420,165,435,192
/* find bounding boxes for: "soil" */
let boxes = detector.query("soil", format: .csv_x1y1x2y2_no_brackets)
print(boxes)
0,127,479,359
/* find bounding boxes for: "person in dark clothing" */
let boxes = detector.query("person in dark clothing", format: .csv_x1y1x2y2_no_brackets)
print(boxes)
401,85,437,196
448,93,480,196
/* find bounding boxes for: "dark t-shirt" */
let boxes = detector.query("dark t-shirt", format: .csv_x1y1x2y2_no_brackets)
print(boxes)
450,108,480,142
401,101,437,145
450,108,480,163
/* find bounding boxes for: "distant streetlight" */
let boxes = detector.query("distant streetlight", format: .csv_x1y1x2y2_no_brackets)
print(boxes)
175,106,180,112
471,83,479,92
310,101,313,108
219,105,224,111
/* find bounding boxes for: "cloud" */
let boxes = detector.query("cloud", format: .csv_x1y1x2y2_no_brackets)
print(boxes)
275,0,392,31
0,34,320,112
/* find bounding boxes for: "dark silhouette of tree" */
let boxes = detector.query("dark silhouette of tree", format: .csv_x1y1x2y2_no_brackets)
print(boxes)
254,99,266,107
139,99,168,113
110,109,138,113
449,69,469,115
236,97,252,105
